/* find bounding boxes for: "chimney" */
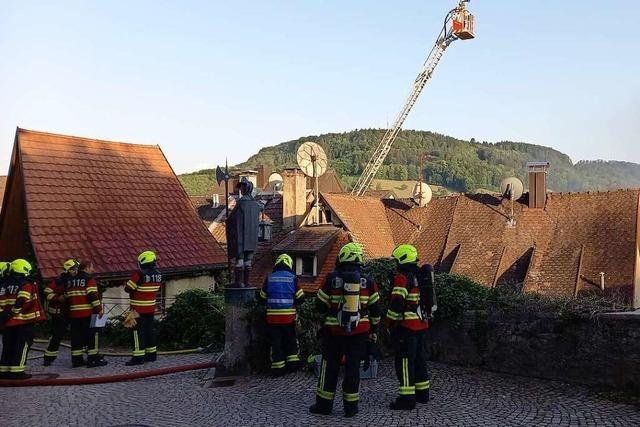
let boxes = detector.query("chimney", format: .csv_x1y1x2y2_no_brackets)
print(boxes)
282,168,307,231
527,161,549,209
255,165,269,190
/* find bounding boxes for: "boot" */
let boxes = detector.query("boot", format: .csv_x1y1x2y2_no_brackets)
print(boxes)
243,266,252,287
416,389,430,404
43,356,56,366
344,401,359,418
125,356,145,366
389,396,416,411
234,267,244,287
309,397,333,415
71,356,86,368
145,352,157,362
8,372,32,380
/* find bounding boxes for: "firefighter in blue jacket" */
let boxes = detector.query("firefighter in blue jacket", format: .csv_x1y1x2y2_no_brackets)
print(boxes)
258,254,304,376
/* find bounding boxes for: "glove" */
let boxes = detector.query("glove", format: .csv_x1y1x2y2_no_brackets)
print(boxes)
123,310,139,329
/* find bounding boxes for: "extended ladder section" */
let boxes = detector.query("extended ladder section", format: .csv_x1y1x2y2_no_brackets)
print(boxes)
351,1,475,196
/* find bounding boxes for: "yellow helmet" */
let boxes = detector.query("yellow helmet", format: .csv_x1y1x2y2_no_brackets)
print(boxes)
63,258,80,272
11,259,32,276
392,244,418,265
338,242,364,264
275,254,293,270
0,261,10,276
138,250,156,265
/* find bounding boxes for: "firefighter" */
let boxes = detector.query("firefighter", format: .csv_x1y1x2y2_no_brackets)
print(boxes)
65,258,107,368
386,244,435,410
124,250,161,366
42,259,75,366
258,254,304,376
310,243,381,418
0,259,45,379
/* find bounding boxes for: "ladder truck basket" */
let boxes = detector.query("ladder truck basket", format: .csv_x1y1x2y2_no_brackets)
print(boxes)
453,9,475,40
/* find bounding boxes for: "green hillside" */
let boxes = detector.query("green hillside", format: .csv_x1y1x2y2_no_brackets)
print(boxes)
180,129,640,194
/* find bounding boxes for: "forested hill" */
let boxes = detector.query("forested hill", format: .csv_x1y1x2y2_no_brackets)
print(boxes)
183,129,640,193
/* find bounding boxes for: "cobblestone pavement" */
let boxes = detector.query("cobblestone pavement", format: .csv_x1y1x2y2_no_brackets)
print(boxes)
1,344,639,427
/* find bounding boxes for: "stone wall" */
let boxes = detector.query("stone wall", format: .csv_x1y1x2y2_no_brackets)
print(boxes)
425,310,640,391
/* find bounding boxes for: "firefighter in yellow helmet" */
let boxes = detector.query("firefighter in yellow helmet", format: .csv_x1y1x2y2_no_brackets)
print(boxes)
386,244,436,410
258,253,305,376
0,259,45,379
310,242,382,418
124,250,162,365
42,259,76,366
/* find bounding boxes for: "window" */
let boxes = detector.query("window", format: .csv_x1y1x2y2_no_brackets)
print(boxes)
296,256,317,277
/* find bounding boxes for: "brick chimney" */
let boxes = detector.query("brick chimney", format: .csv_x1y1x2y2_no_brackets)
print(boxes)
255,165,269,190
282,168,307,231
527,161,549,209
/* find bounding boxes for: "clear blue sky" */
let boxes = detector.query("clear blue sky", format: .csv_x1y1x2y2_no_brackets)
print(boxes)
1,0,638,174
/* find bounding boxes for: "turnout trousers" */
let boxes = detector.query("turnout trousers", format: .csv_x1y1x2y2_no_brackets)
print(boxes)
0,324,34,377
315,332,367,412
393,327,430,403
70,317,101,364
44,313,68,362
267,323,300,374
131,313,156,362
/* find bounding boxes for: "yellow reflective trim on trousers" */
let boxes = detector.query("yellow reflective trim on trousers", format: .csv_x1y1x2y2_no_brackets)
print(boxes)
416,380,431,391
88,333,99,355
392,287,408,297
0,366,7,372
316,389,335,400
286,354,300,362
133,330,145,356
44,350,58,357
9,366,26,373
271,360,285,369
343,392,359,402
399,386,416,395
20,342,28,367
71,349,85,356
403,358,409,386
319,359,327,393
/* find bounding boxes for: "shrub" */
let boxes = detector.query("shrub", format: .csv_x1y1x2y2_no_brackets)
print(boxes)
158,288,225,350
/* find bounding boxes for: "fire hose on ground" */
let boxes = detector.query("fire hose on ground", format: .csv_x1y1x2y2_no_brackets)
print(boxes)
0,339,218,387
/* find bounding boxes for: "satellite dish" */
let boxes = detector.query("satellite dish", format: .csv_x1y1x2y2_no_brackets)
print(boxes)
296,142,327,178
412,182,432,207
267,172,283,191
500,177,524,201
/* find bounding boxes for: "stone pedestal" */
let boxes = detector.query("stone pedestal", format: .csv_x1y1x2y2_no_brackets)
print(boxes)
215,286,257,377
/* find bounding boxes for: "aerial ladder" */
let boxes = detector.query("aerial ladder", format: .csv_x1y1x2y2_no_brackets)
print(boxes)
351,0,475,196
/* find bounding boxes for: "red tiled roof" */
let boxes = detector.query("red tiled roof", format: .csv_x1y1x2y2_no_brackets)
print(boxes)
321,193,396,259
0,129,227,279
273,225,340,253
323,188,639,302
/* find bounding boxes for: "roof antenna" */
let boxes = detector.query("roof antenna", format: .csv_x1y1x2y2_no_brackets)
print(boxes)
500,177,524,227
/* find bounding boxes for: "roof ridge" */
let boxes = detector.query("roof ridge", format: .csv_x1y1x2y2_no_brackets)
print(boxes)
17,128,160,149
